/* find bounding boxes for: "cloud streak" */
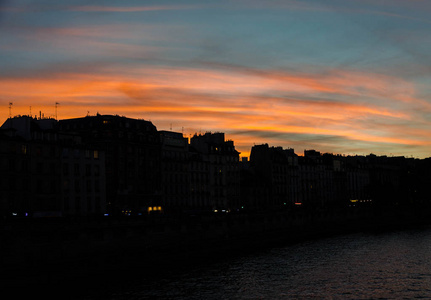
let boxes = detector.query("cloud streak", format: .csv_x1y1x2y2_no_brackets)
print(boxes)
0,3,199,13
2,60,430,157
239,0,431,24
69,5,199,13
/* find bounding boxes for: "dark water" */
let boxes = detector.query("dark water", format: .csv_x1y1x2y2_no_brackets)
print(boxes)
84,227,431,299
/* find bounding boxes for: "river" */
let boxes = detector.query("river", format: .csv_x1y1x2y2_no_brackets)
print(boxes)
8,224,430,299
65,225,431,299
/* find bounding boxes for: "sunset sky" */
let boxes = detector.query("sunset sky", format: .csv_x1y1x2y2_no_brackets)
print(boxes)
1,0,431,158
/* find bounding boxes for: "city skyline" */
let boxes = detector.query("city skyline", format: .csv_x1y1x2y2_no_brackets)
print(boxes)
2,0,431,158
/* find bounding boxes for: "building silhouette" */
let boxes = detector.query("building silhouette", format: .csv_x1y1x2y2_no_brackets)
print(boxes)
0,114,430,220
160,130,190,214
58,114,161,216
190,132,241,212
0,116,106,218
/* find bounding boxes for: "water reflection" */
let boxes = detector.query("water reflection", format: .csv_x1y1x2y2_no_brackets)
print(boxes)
107,228,431,299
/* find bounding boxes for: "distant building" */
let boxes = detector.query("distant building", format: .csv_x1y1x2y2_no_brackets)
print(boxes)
1,113,427,219
58,114,160,216
249,144,299,211
345,155,371,203
190,132,240,212
0,116,106,218
159,130,190,214
60,145,106,217
189,145,211,212
365,154,415,207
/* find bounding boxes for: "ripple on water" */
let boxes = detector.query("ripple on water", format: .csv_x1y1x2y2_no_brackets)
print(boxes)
103,228,431,299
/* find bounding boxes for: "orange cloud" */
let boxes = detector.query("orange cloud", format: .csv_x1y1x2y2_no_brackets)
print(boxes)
2,63,431,158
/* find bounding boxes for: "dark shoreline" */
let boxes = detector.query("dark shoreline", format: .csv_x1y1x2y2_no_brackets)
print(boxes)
2,206,431,296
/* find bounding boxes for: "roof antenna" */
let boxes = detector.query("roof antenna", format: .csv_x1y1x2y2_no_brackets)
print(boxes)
9,102,13,119
55,102,59,120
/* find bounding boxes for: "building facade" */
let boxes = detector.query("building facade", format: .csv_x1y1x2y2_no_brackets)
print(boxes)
190,132,240,212
58,114,160,216
0,116,106,218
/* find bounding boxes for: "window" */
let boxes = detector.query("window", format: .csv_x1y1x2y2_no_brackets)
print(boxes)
87,197,92,212
94,165,100,176
63,180,70,192
75,180,81,192
74,164,80,176
85,164,91,176
86,180,92,192
94,180,100,193
95,197,101,211
36,162,43,173
63,163,69,176
64,196,70,211
75,197,81,211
